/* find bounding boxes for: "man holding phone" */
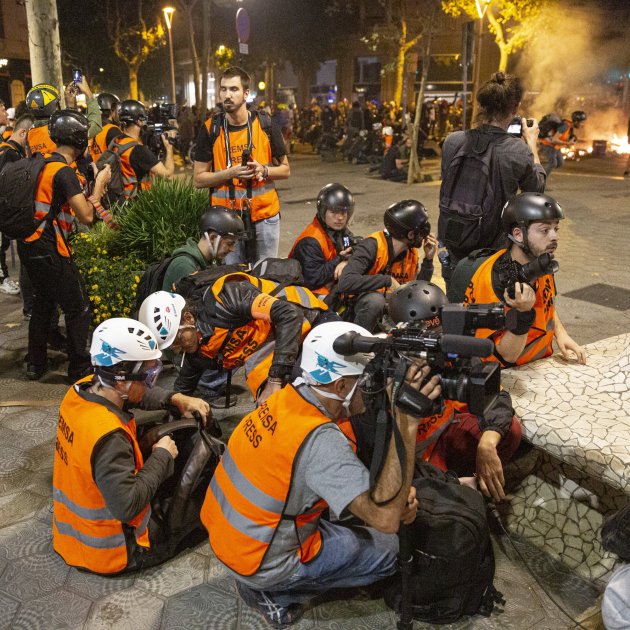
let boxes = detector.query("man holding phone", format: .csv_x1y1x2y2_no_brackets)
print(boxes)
193,66,290,265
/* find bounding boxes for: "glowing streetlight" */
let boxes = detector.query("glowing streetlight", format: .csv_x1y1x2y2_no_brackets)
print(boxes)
163,7,176,103
475,0,491,19
258,81,266,91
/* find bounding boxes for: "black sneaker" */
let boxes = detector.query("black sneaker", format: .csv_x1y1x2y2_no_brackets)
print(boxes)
235,580,305,627
26,363,49,381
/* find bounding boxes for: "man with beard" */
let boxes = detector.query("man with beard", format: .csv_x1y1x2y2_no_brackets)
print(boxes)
193,66,290,265
461,192,585,366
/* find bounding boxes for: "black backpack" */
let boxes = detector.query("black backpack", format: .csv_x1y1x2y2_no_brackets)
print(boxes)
95,136,142,207
446,248,498,304
438,130,504,259
0,153,62,239
133,251,202,314
385,465,503,624
173,264,249,303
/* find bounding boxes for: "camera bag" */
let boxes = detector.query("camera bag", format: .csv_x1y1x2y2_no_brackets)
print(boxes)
95,136,142,207
384,463,503,624
0,153,65,239
446,248,497,303
438,129,504,259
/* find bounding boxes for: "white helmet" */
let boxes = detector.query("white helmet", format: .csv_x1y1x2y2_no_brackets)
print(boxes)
90,318,161,367
138,291,186,349
300,321,374,384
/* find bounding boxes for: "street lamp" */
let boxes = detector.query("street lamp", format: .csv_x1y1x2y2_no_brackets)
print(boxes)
163,6,176,103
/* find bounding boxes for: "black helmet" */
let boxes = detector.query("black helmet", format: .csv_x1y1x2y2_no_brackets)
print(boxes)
501,192,564,235
48,110,89,151
26,83,61,119
118,100,147,126
97,92,120,114
571,110,587,123
388,280,448,325
199,206,244,238
316,183,355,222
384,200,430,240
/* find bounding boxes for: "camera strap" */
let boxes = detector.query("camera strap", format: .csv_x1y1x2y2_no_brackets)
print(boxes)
222,111,254,207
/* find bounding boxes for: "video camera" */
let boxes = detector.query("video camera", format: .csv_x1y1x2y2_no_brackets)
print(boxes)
333,304,504,417
144,103,179,158
497,253,558,300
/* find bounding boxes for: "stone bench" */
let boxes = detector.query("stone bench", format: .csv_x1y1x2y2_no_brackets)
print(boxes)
500,333,630,584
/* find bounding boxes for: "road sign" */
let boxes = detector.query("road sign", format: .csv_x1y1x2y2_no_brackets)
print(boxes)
236,8,250,43
239,42,249,55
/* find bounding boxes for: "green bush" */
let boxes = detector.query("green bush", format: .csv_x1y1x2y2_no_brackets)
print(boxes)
114,177,209,263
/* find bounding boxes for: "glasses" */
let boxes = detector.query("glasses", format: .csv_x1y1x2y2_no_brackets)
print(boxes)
140,360,162,389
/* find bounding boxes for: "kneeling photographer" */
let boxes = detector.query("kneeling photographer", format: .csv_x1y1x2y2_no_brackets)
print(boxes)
450,192,585,367
201,320,441,627
116,100,177,200
383,280,521,502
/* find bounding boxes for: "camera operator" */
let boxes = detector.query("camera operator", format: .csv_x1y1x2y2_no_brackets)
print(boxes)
459,192,585,366
439,72,546,288
386,280,521,502
88,92,124,163
337,200,438,332
116,100,176,200
288,183,357,297
200,321,441,627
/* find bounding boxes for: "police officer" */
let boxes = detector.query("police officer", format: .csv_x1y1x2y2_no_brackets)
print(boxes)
337,200,438,332
116,99,176,200
17,110,112,381
289,183,356,297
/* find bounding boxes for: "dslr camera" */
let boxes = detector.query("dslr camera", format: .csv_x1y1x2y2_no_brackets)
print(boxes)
144,103,179,158
333,303,504,417
497,253,558,300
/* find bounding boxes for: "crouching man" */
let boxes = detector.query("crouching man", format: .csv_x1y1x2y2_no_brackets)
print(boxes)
52,318,210,575
200,321,441,626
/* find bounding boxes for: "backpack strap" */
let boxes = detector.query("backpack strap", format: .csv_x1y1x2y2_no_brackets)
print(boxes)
382,233,397,276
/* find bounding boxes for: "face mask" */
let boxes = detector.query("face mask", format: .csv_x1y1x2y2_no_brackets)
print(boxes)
312,378,360,414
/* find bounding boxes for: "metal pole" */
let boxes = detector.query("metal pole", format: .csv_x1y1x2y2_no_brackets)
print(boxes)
167,27,176,103
461,24,469,131
471,17,484,124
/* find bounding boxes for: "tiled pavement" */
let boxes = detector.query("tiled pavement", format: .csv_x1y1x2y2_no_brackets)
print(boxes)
1,152,627,629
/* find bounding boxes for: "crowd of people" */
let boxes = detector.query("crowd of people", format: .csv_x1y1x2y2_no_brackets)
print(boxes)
1,65,628,628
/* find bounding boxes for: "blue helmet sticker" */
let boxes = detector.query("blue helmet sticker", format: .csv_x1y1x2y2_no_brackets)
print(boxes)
93,341,126,366
308,352,346,384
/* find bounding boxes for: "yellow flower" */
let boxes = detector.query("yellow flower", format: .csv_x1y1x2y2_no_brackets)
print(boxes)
132,284,137,291
123,307,131,314
94,296,101,305
102,250,107,255
91,284,98,290
96,247,102,254
134,275,140,283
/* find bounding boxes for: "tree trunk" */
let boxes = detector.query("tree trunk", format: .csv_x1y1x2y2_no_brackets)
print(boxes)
200,0,211,120
129,67,139,100
24,0,64,101
498,45,508,73
486,8,509,73
407,27,433,185
393,19,408,107
183,4,202,106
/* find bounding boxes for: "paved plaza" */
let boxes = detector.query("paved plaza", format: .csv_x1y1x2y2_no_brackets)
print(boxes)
0,152,627,629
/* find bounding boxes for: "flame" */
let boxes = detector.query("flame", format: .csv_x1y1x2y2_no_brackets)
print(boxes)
609,134,630,155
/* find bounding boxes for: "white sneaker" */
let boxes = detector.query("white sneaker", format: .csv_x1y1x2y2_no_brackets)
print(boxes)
0,278,20,295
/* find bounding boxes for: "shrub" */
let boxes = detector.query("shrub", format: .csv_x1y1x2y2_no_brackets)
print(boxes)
114,177,209,263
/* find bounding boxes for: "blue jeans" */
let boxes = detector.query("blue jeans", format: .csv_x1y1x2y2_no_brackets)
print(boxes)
225,214,280,266
602,563,630,630
256,520,398,608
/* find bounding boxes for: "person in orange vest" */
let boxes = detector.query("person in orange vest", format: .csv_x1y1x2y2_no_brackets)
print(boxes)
193,66,290,265
200,320,441,626
139,277,331,404
337,199,438,332
288,183,356,298
387,280,521,502
53,317,211,575
87,92,124,163
115,100,175,200
0,114,34,297
17,110,112,381
461,192,586,366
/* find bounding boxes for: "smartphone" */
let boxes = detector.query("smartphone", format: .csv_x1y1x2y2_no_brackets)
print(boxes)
72,68,82,86
241,149,251,166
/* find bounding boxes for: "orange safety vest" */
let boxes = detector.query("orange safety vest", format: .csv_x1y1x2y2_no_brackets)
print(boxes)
52,377,151,574
112,135,149,200
416,399,458,461
288,217,339,295
205,113,279,222
201,384,338,576
88,122,121,163
2,128,12,141
463,249,556,366
367,230,419,290
198,272,326,394
23,155,78,257
27,123,57,156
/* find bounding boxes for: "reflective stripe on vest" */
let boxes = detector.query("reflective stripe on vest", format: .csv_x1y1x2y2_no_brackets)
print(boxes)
53,376,151,574
199,273,326,371
463,249,556,366
415,399,456,460
288,218,338,295
207,115,280,221
24,158,75,257
200,385,332,576
367,231,419,291
113,135,149,200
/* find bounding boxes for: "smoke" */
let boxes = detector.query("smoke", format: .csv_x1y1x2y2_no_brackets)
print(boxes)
515,1,629,141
